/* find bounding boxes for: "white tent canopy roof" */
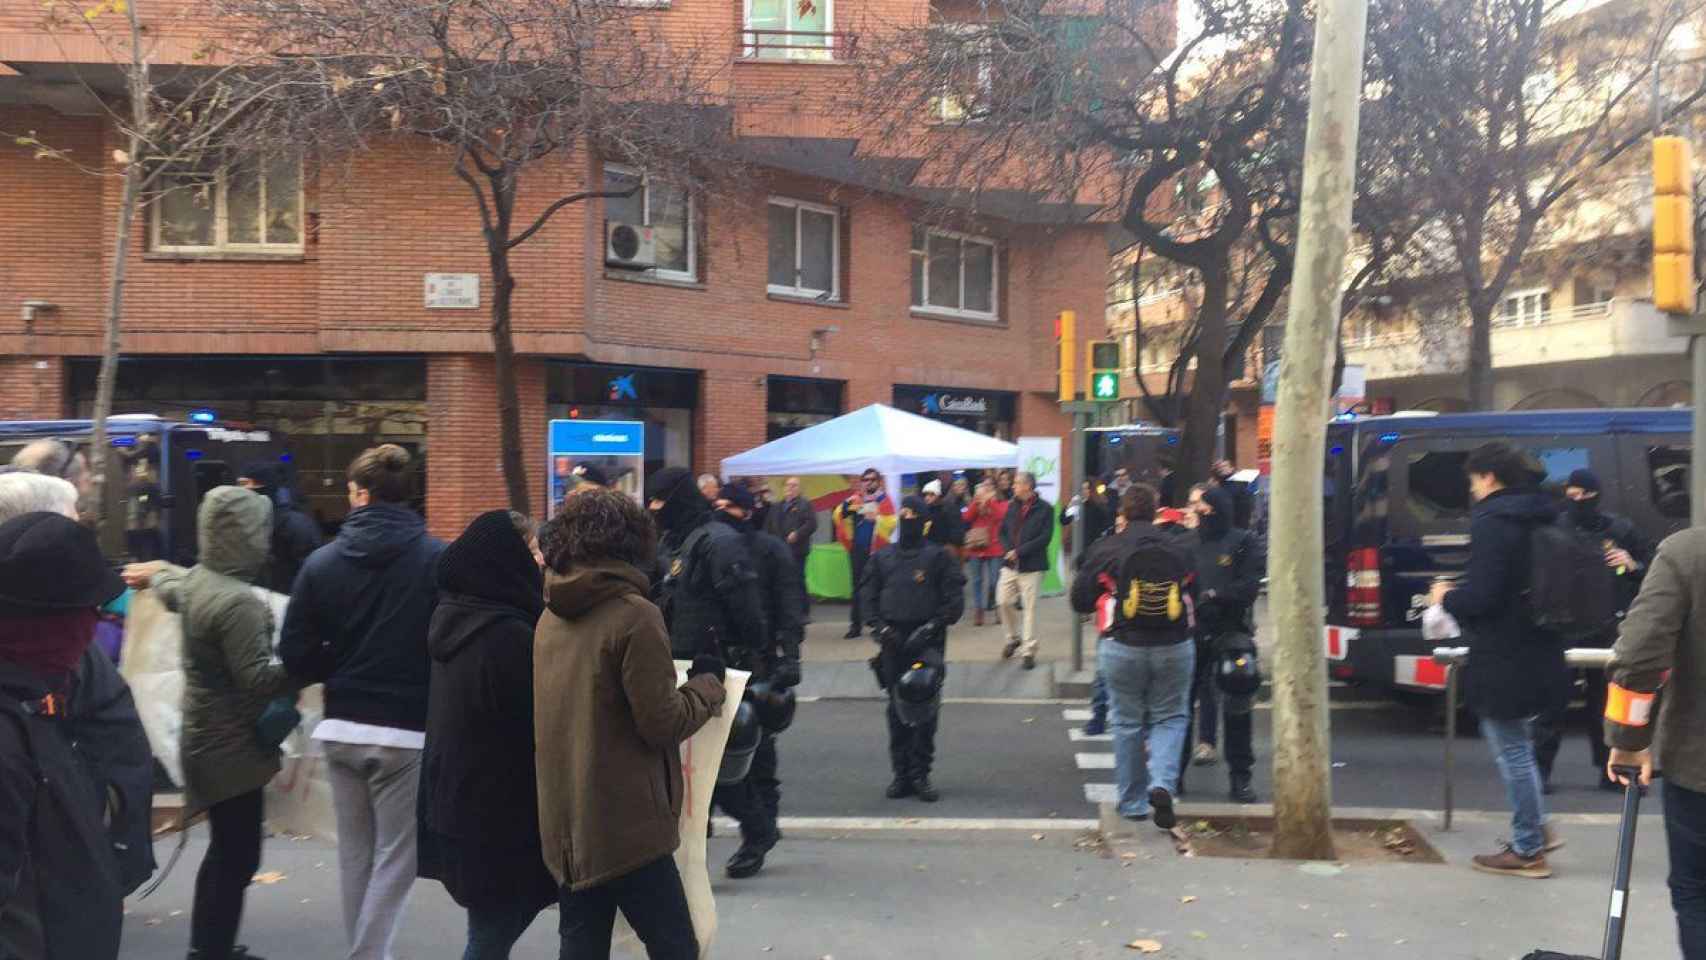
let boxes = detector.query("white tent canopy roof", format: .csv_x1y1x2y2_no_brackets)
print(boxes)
720,403,1018,484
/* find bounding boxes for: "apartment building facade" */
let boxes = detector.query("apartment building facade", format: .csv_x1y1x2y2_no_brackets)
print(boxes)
0,0,1133,537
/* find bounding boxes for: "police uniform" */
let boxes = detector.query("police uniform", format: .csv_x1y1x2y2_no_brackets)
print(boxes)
647,469,776,878
1188,486,1266,802
861,499,965,795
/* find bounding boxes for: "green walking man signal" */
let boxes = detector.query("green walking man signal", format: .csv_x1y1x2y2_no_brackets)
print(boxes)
1085,340,1120,401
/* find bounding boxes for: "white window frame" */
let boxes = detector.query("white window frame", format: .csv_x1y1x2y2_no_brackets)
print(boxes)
910,225,999,322
742,0,834,60
1499,287,1551,327
149,157,305,254
604,163,697,282
766,196,840,301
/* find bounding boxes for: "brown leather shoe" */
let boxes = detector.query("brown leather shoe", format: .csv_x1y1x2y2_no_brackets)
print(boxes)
1471,845,1551,879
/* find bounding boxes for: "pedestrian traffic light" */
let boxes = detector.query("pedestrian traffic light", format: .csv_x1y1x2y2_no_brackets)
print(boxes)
1085,339,1120,401
1055,310,1076,403
1653,135,1695,316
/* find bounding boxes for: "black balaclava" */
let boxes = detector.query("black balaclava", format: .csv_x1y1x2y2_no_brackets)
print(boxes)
715,482,755,532
899,495,928,548
1199,485,1234,540
646,467,710,539
1567,468,1602,525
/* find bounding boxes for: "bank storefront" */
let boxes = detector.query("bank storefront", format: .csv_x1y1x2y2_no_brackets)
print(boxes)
891,384,1017,439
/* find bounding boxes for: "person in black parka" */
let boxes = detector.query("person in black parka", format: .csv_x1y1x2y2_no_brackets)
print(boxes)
1432,442,1566,879
237,462,323,596
418,510,556,960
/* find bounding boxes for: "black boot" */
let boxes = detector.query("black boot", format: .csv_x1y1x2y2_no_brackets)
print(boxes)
1229,773,1257,804
886,777,914,799
913,776,940,803
725,829,779,879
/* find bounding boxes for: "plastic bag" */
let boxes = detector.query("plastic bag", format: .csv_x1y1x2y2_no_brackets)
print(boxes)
1422,603,1462,642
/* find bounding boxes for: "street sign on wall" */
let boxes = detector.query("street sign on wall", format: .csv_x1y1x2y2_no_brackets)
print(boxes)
424,273,479,309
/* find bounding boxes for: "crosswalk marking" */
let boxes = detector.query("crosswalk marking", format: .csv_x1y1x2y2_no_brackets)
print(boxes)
1068,728,1112,743
1075,752,1115,770
1083,782,1118,804
1062,708,1093,722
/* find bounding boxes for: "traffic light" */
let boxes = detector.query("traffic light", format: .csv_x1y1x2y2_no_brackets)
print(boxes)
1055,310,1076,403
1654,135,1695,316
1085,339,1120,401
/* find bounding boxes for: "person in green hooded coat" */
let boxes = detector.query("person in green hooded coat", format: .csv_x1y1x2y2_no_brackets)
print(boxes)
131,486,301,960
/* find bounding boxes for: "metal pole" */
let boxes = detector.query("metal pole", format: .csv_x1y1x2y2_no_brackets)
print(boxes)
1443,662,1458,831
1069,409,1088,675
1693,335,1706,527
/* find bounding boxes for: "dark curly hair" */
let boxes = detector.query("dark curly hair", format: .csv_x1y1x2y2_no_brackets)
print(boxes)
539,487,657,574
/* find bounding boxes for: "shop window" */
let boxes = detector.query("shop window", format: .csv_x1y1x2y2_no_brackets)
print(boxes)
767,198,840,300
603,164,695,280
152,155,304,253
910,226,998,321
767,375,842,441
1650,444,1691,519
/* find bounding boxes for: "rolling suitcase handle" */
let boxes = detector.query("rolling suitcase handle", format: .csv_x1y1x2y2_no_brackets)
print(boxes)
1600,765,1644,960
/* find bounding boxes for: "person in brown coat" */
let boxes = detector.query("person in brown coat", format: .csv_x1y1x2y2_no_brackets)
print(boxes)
533,487,727,960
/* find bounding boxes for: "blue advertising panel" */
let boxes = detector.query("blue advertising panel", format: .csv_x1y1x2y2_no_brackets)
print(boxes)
547,419,645,514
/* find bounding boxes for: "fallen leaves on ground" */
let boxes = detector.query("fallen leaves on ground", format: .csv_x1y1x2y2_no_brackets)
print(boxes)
1126,939,1163,953
1380,828,1418,856
252,872,287,885
1179,895,1198,904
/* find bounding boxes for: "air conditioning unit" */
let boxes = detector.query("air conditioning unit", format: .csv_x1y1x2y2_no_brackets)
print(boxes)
605,221,657,269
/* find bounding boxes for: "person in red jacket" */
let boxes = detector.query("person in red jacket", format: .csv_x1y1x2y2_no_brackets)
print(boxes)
960,478,1008,627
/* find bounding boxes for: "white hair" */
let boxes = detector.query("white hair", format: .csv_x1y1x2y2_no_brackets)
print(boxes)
698,474,719,488
12,439,84,487
0,472,80,523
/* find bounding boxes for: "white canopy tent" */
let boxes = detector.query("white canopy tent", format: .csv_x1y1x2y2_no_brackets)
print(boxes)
720,403,1018,496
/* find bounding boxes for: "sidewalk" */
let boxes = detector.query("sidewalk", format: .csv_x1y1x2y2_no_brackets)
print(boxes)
799,594,1079,700
119,811,1680,959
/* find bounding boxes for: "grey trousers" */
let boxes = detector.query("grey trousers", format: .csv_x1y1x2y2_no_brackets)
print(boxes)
323,742,421,960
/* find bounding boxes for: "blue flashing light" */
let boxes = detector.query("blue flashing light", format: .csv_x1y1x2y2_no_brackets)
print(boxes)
188,409,217,425
184,449,204,460
279,453,293,463
111,436,136,447
1108,436,1123,445
1378,432,1400,445
1165,436,1179,445
1329,445,1344,456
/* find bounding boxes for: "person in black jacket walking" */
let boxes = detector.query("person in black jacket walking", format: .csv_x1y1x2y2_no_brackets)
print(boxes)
280,445,445,960
997,472,1055,670
417,510,557,960
1071,485,1198,829
237,461,323,595
1186,484,1266,803
1430,441,1566,880
921,480,966,558
764,476,818,617
1533,468,1653,791
863,496,965,802
712,484,805,862
645,467,775,880
0,512,130,960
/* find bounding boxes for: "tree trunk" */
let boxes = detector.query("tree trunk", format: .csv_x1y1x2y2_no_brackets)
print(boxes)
1465,301,1495,410
88,134,145,535
1268,0,1369,862
488,257,532,518
1175,270,1231,493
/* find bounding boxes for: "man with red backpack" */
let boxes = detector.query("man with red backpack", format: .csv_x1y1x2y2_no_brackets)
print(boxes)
1069,484,1197,829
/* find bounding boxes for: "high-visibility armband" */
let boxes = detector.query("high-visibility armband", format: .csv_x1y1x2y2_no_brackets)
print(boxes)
1605,682,1656,726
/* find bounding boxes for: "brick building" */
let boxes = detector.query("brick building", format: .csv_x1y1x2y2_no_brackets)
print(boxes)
0,0,1146,538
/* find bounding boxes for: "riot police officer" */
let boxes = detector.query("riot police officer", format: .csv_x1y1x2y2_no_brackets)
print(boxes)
1186,483,1266,804
645,467,776,879
862,495,965,802
713,483,805,830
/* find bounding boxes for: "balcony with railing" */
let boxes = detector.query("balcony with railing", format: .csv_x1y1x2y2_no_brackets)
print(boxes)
740,29,858,61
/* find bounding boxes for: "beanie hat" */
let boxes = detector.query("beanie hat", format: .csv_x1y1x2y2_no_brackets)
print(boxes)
0,512,125,617
1567,468,1601,494
435,510,544,620
572,462,609,487
646,466,709,535
717,482,756,513
922,479,943,497
238,461,282,491
646,467,694,504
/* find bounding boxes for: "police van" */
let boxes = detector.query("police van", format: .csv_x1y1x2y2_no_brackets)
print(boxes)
1323,408,1690,695
0,416,291,565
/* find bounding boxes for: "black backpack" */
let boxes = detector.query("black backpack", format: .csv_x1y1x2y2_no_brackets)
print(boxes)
1528,518,1619,640
1111,533,1193,633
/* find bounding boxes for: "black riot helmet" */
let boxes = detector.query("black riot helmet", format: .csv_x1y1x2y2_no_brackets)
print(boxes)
718,699,763,785
747,680,797,734
893,659,944,727
1215,644,1262,698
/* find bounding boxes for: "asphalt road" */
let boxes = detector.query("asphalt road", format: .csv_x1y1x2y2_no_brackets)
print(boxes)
774,699,1630,820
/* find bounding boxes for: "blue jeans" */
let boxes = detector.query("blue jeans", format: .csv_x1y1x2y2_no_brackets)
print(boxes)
1665,779,1706,959
1480,715,1547,857
1090,671,1109,720
464,901,544,960
967,556,1003,611
1100,637,1195,819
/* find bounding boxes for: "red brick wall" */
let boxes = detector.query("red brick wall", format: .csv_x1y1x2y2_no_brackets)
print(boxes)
424,355,547,540
0,357,64,421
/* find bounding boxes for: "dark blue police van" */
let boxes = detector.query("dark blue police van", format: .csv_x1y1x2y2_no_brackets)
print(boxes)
1322,409,1690,695
0,416,291,565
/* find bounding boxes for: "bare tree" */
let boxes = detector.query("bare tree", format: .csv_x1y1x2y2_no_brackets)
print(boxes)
10,0,284,532
1367,0,1706,410
216,0,746,515
855,0,1311,487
